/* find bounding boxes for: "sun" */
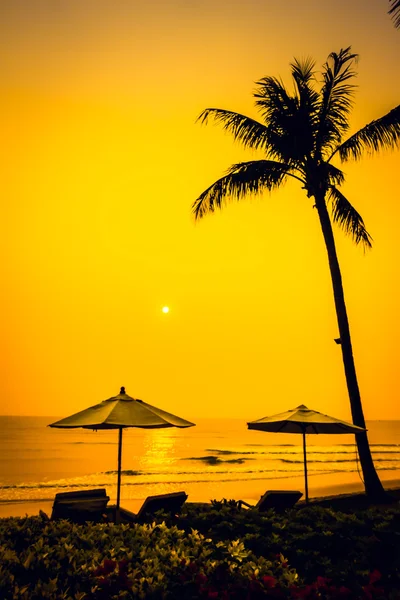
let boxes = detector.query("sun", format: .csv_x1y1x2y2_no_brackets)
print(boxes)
161,306,170,314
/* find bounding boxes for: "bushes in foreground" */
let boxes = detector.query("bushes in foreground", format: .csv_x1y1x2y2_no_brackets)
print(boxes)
175,500,400,587
0,503,399,599
1,516,297,599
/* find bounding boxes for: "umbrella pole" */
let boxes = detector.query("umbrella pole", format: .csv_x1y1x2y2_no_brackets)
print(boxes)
117,427,123,510
302,431,309,503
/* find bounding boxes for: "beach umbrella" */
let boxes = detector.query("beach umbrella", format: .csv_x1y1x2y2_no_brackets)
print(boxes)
247,404,366,503
49,387,195,509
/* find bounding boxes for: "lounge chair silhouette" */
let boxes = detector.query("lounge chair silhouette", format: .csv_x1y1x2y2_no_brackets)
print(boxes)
238,490,302,512
113,491,188,523
51,488,110,522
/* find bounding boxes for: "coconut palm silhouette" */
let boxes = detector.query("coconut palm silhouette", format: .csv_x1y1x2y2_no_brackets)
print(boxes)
193,48,400,500
389,0,400,28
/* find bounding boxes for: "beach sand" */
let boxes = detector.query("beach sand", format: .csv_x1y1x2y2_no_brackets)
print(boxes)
1,471,399,519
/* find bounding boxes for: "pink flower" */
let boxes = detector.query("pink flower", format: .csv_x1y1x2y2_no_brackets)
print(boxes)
316,576,330,589
362,586,373,600
290,584,316,599
195,572,208,585
102,559,117,574
262,575,277,589
369,570,382,584
363,585,384,599
118,559,129,573
188,561,199,573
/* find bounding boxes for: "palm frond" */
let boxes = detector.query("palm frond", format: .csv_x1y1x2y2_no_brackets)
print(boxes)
323,162,345,186
315,47,358,156
254,76,315,162
290,57,319,113
334,104,400,161
290,58,320,152
327,186,372,248
389,0,400,28
291,57,316,85
197,108,269,152
255,76,298,121
192,160,296,219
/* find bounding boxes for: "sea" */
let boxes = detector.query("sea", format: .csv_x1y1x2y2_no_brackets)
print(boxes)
0,417,399,509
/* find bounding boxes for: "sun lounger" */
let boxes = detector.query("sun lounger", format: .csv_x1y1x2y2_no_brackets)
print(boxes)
111,491,188,523
51,488,110,523
238,490,302,513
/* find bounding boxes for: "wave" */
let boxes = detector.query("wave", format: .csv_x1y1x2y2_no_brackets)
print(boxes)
206,447,400,456
184,456,250,464
69,441,117,445
1,464,399,492
100,467,304,478
239,440,400,448
280,457,400,464
1,466,399,500
337,443,400,447
104,469,141,476
243,444,297,447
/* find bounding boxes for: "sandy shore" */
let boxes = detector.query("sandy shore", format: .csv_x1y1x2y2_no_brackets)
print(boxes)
1,472,399,519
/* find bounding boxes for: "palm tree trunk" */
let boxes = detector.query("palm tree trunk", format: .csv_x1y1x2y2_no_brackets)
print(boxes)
315,194,386,500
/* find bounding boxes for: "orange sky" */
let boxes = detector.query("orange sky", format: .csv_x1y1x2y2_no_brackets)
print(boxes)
1,0,399,420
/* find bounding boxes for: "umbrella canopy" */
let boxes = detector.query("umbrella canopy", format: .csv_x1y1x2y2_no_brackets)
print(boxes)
49,387,195,508
248,404,366,502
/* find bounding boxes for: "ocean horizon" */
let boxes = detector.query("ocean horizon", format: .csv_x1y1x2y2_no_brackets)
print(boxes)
1,416,399,509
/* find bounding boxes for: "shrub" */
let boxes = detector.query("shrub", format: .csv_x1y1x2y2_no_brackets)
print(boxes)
0,515,298,599
1,502,400,599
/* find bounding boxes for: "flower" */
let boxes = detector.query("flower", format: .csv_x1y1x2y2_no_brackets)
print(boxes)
369,570,382,584
262,575,277,589
102,559,117,575
195,572,208,585
290,584,315,599
118,559,129,573
317,576,330,586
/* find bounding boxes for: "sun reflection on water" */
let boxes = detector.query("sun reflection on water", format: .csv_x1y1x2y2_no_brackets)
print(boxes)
139,429,177,471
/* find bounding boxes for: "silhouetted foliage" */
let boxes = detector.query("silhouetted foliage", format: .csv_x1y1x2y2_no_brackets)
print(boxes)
2,505,400,597
193,48,400,501
194,48,399,249
389,0,400,28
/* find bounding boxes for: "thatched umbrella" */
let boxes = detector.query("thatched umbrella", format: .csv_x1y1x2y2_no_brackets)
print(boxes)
248,404,365,502
49,387,195,509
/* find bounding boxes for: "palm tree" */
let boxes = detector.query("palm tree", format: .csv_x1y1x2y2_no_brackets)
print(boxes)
389,0,400,28
193,48,400,500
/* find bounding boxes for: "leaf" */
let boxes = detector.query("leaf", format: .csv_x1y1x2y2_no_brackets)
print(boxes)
23,551,35,569
197,108,270,152
389,0,400,27
334,104,400,161
315,47,358,155
192,160,299,219
19,585,30,594
327,186,372,248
